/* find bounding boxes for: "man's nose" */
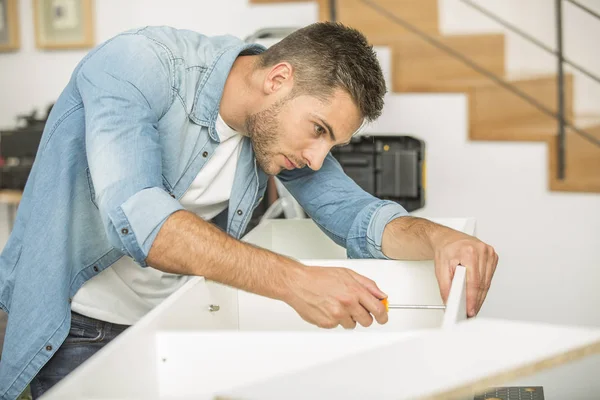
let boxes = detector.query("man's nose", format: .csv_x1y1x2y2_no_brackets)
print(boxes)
304,143,330,171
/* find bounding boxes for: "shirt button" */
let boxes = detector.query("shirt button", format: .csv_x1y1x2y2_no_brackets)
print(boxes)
121,228,129,235
46,345,53,351
258,197,263,202
93,265,99,272
202,151,209,158
236,209,243,216
170,194,176,199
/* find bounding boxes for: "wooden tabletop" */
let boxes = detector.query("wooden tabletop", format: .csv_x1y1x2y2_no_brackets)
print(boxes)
0,190,22,205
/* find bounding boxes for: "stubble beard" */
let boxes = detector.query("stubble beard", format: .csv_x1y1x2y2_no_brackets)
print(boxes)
245,100,285,175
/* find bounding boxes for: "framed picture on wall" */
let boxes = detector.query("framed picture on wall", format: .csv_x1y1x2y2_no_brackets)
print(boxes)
0,0,20,52
33,0,94,49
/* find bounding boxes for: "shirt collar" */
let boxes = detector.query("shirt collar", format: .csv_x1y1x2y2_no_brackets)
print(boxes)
190,41,266,142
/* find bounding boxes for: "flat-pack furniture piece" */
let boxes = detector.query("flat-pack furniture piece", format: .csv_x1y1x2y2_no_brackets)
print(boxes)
39,218,600,399
238,218,470,332
217,318,600,400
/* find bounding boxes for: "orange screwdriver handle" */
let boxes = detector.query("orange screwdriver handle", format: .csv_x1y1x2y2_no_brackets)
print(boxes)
380,298,389,312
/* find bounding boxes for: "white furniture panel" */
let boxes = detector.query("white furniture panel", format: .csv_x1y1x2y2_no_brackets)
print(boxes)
42,217,525,400
239,218,470,331
155,331,411,399
220,318,600,400
237,260,465,332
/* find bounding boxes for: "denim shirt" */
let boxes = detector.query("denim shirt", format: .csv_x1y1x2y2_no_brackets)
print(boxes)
0,26,407,399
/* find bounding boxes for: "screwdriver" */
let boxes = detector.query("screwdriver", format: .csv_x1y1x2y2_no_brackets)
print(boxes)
380,298,446,311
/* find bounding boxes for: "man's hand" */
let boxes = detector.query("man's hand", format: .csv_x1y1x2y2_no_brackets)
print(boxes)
432,230,498,317
382,216,499,318
283,266,389,329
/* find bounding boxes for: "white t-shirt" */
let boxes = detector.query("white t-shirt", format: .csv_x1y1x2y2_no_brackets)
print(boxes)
71,114,244,325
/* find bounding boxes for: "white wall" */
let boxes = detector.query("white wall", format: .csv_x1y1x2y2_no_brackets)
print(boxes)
0,0,318,129
0,0,598,326
441,0,600,115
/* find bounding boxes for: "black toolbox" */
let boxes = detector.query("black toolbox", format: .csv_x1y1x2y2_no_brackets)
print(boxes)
331,135,425,212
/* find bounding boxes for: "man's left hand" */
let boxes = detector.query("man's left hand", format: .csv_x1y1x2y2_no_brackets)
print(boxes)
433,231,498,317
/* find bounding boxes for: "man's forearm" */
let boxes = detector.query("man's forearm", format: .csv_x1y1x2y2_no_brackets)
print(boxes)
381,216,456,260
146,210,303,302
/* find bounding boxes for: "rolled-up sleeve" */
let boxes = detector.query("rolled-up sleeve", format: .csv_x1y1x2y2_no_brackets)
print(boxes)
77,32,183,266
278,153,409,259
361,201,408,259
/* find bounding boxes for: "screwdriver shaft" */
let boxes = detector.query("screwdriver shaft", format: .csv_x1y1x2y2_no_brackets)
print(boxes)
387,304,446,310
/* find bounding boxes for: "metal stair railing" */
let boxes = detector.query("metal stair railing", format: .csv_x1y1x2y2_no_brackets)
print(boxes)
460,0,600,86
566,0,600,21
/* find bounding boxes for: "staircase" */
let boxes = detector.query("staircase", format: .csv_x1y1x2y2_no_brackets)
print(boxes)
249,0,600,193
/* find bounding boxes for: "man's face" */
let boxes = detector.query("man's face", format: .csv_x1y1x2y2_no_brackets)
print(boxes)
245,88,363,175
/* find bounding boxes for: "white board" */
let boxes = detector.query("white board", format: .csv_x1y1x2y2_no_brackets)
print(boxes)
238,261,466,332
442,265,467,328
155,331,415,399
219,318,600,400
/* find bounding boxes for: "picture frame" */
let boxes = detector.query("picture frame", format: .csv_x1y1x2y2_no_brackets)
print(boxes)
33,0,94,49
0,0,20,52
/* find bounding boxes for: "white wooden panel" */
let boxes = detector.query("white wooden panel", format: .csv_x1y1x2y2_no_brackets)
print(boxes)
42,278,236,399
221,318,600,400
243,219,347,260
41,217,476,399
238,260,447,331
239,219,273,249
155,331,411,399
442,265,467,328
41,317,600,400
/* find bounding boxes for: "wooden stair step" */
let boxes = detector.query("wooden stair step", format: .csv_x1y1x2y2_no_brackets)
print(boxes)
373,33,505,91
548,122,600,193
335,0,439,37
471,74,574,138
473,116,581,142
417,72,571,91
415,73,575,136
316,0,439,37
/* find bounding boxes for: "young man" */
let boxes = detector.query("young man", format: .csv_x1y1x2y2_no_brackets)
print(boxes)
0,22,497,399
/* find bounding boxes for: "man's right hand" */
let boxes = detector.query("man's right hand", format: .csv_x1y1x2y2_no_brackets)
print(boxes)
284,266,389,329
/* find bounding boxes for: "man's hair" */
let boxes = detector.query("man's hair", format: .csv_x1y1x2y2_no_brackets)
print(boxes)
256,22,387,122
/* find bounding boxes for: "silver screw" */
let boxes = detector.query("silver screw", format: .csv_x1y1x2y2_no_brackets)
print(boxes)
208,304,220,312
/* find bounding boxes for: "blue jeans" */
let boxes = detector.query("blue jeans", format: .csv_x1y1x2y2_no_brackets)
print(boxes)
29,312,129,399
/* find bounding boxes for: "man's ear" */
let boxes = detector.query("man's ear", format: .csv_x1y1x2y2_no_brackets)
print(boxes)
263,62,293,95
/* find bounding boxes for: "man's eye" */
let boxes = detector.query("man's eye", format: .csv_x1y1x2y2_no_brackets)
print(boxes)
314,124,326,136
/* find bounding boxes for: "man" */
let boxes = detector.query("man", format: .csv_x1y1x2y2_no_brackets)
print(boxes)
0,22,497,399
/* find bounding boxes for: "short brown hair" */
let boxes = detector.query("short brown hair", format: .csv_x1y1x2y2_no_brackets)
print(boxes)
257,22,387,122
